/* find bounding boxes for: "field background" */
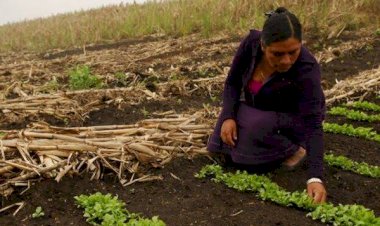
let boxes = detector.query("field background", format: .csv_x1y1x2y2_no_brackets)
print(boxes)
0,0,379,52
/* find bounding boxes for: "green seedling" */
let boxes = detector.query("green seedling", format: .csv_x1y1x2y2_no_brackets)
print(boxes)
32,206,45,218
140,107,149,117
375,28,380,36
115,72,129,86
75,192,165,226
210,95,218,102
40,78,59,93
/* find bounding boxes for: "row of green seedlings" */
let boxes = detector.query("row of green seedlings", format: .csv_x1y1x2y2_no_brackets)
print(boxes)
345,101,380,112
44,65,214,91
328,101,380,122
323,122,380,143
195,164,380,226
75,192,165,226
324,153,380,178
324,101,380,177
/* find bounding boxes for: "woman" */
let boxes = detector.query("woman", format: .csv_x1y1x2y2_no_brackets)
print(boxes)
207,7,327,203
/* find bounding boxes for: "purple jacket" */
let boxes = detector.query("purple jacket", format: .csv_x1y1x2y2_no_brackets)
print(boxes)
220,30,326,179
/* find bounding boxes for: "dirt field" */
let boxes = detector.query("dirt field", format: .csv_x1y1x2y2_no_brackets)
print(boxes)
0,30,379,226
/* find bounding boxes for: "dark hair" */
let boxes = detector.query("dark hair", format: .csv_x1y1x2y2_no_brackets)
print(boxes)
261,7,302,46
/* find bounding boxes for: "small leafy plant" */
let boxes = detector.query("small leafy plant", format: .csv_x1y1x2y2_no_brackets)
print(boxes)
323,123,380,143
140,107,150,117
375,28,380,36
69,65,103,90
75,192,165,226
40,77,59,93
32,206,45,218
324,153,380,178
196,164,380,226
115,72,129,86
328,106,380,122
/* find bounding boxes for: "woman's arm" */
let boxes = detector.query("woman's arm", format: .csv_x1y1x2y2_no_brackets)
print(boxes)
297,62,326,180
219,33,254,122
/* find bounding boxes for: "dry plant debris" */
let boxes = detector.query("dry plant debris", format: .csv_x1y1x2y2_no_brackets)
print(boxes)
325,66,380,104
0,94,86,125
0,113,212,197
0,31,375,99
0,72,226,124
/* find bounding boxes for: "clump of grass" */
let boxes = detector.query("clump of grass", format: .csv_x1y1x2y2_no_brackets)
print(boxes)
68,65,103,90
0,0,379,52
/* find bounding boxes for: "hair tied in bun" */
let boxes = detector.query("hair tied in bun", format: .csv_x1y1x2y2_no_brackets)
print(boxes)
274,7,288,13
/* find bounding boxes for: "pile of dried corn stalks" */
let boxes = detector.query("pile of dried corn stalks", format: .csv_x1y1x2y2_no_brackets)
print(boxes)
0,94,86,125
0,112,212,197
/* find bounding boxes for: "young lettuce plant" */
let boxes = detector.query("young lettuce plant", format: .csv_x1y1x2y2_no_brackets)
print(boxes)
75,192,165,226
32,206,45,218
196,164,380,226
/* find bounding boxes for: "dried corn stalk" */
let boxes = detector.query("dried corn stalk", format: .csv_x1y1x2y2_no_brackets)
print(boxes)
0,112,212,197
325,66,380,105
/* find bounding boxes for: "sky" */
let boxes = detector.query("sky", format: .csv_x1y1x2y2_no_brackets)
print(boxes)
0,0,147,25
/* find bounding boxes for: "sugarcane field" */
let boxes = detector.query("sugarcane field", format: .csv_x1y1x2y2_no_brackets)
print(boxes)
1,1,380,226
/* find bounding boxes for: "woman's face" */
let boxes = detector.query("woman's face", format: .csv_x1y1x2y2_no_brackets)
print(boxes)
261,37,302,73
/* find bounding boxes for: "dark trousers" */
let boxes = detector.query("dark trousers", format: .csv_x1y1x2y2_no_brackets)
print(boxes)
207,102,305,166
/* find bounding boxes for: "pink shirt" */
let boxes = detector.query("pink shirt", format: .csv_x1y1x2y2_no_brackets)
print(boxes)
248,79,263,94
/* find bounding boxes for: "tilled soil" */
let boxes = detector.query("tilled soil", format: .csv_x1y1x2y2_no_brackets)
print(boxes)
1,129,379,226
1,32,380,226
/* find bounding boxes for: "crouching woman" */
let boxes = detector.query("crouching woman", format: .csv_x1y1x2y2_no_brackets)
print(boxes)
207,7,327,203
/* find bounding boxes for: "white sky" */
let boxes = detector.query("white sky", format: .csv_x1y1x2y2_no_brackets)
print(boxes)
0,0,147,25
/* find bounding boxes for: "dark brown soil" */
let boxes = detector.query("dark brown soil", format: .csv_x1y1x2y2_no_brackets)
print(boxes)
320,39,380,89
1,34,380,226
1,128,379,226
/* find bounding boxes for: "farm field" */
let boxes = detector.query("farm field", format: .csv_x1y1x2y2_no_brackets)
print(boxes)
1,20,380,226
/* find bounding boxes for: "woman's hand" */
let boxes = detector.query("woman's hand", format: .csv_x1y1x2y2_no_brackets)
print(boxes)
220,119,237,146
307,182,327,204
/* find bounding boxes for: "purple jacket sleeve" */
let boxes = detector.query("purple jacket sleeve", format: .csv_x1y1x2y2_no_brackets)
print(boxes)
297,63,326,179
219,35,253,122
